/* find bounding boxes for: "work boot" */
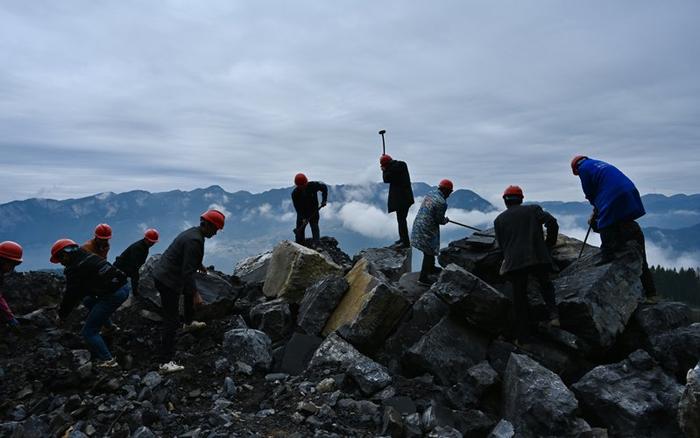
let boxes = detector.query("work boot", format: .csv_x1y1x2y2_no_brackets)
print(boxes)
159,361,185,374
96,358,119,369
182,321,207,333
101,323,121,336
644,295,661,304
548,310,561,327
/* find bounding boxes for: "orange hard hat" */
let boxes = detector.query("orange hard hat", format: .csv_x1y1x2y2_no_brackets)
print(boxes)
571,155,587,176
201,210,225,230
438,179,454,191
94,223,112,240
144,228,159,243
50,238,78,263
379,154,393,167
503,185,524,199
0,241,23,263
294,173,308,187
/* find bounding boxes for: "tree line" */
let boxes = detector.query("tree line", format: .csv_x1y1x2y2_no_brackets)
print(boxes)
650,265,700,307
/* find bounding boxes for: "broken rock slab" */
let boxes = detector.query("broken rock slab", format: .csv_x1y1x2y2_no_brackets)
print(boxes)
323,258,410,354
647,322,700,381
262,241,343,302
438,233,504,285
222,328,272,371
619,301,693,354
431,264,510,334
354,246,411,283
232,250,272,285
572,349,684,438
402,316,489,386
679,362,700,438
554,242,644,350
249,298,293,342
297,275,348,336
503,353,590,438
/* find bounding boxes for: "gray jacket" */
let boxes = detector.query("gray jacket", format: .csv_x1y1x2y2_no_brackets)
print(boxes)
494,204,558,274
152,227,204,294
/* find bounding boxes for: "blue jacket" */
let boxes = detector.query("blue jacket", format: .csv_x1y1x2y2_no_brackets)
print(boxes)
411,190,448,255
577,158,645,229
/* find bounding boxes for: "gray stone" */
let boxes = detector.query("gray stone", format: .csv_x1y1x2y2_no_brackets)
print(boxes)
431,264,510,334
381,406,404,438
142,371,162,389
679,362,700,438
421,403,496,437
308,333,367,370
427,426,462,438
465,361,499,395
214,358,230,373
222,328,273,370
404,413,423,437
355,246,411,283
249,298,293,342
279,332,323,375
648,322,700,380
297,275,348,336
403,316,489,385
572,350,684,438
132,426,156,438
487,419,515,438
347,360,393,395
438,229,504,284
223,377,237,399
554,242,644,349
233,250,273,284
504,353,590,437
262,241,343,302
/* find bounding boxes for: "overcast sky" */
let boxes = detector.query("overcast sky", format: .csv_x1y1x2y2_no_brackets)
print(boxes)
1,1,698,204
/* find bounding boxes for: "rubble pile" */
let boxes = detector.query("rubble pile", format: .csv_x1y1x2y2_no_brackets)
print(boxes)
1,233,699,437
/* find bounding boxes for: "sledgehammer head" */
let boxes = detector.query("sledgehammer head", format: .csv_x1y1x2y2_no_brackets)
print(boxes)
378,129,386,135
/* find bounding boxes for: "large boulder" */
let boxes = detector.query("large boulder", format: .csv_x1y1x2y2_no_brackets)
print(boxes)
232,250,272,284
310,236,354,271
572,350,684,437
377,291,449,373
139,255,239,319
549,233,598,271
262,241,343,302
222,328,273,371
554,243,644,349
354,246,411,283
647,323,700,380
438,231,503,284
308,333,367,370
402,316,489,386
297,275,348,336
619,301,693,354
503,353,590,437
430,264,510,334
249,299,293,342
679,362,700,438
323,258,410,354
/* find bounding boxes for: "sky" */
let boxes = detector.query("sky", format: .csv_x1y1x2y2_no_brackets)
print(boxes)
1,1,699,204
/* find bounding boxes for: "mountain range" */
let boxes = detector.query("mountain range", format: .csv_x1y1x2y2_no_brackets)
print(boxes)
1,184,698,271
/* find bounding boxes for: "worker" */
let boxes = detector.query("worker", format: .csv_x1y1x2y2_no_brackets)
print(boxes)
494,186,560,344
291,173,328,248
412,179,453,285
572,156,656,299
82,223,112,259
50,238,129,368
381,154,415,248
151,210,225,373
0,241,23,329
114,228,159,298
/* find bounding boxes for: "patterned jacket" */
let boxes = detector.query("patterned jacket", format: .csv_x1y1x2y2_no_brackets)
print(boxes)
411,190,448,255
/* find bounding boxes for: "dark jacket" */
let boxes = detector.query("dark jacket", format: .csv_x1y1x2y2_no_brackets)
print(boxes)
0,275,15,323
494,204,558,275
578,158,645,229
152,227,204,295
382,160,415,213
292,181,328,219
58,248,127,319
114,239,150,294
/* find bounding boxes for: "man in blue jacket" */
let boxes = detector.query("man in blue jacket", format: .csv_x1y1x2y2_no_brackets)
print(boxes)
572,156,656,299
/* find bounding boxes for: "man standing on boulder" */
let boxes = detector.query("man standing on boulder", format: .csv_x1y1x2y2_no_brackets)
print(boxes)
381,154,414,248
494,186,560,345
412,179,453,285
82,223,112,259
50,238,129,368
114,229,159,298
152,210,225,373
571,156,656,300
0,241,24,329
291,173,328,248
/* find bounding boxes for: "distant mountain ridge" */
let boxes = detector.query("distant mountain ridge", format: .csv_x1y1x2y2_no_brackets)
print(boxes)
1,185,698,271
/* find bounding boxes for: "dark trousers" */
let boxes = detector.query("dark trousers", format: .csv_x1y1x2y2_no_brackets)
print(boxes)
295,213,320,245
419,252,436,282
80,285,129,360
396,206,410,244
508,265,558,340
599,220,656,297
156,279,195,362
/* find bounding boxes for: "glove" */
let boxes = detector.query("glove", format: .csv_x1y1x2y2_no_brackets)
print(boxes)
7,318,19,328
443,216,450,225
320,201,327,208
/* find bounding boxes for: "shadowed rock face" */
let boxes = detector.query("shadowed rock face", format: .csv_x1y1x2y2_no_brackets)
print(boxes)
679,362,700,438
572,350,684,438
648,323,700,381
297,275,348,336
353,246,411,283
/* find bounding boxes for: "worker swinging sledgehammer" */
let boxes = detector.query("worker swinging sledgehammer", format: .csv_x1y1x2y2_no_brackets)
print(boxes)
291,173,328,248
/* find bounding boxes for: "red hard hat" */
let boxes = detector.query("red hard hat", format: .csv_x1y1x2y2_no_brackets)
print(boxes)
0,241,23,263
94,223,112,240
571,155,587,176
50,238,78,263
201,210,225,230
294,173,308,187
379,154,393,167
503,185,524,198
438,179,454,191
144,228,159,243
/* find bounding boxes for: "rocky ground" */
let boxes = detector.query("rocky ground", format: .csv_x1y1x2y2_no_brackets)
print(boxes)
1,235,699,437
